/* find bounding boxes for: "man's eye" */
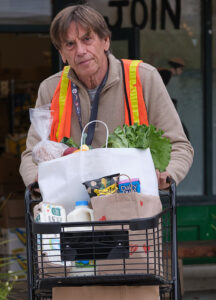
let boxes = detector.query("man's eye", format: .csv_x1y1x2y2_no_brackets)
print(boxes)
66,41,74,48
84,36,91,42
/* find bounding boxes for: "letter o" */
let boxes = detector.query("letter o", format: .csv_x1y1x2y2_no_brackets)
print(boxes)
131,0,148,29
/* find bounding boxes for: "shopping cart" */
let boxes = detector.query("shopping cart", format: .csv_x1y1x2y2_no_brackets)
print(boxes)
25,180,181,300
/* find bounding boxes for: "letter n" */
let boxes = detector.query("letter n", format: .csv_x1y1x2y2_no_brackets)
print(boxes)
161,0,181,29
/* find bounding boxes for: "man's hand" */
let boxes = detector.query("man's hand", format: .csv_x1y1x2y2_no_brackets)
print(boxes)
156,170,171,190
29,175,41,197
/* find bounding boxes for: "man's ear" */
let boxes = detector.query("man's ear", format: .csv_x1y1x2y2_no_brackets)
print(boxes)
59,50,66,64
104,36,110,52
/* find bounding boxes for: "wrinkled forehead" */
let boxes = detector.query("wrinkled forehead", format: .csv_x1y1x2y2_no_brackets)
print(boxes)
61,21,93,44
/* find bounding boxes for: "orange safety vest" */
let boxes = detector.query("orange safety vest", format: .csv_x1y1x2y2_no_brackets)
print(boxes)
50,60,148,142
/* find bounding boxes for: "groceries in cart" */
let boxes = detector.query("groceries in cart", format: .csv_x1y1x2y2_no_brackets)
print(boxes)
67,200,95,276
33,173,144,271
83,173,120,197
32,171,165,279
118,177,141,193
67,200,94,230
34,202,66,223
61,136,90,155
34,200,96,275
34,202,67,267
107,123,172,172
36,121,171,213
32,120,172,277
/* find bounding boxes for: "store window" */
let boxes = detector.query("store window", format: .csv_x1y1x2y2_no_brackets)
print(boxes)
0,33,52,152
0,0,51,25
141,0,202,196
213,1,216,194
89,0,202,196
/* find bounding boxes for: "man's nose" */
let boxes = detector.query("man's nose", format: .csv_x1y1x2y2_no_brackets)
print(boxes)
76,41,86,55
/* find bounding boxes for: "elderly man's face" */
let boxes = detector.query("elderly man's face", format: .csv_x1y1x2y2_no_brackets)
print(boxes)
60,22,110,88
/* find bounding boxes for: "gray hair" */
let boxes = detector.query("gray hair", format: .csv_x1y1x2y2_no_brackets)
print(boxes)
50,5,111,50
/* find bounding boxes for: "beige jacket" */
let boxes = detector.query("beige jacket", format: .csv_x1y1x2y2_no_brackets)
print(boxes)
20,54,194,186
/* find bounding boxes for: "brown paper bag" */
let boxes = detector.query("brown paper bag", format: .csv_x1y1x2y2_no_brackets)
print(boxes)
52,193,161,300
53,285,159,300
91,192,162,220
91,192,163,276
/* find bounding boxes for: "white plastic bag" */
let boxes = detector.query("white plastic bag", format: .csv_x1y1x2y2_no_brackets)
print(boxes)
38,121,158,213
30,105,68,164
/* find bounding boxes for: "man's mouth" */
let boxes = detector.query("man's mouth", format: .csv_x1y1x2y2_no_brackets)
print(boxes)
78,58,92,65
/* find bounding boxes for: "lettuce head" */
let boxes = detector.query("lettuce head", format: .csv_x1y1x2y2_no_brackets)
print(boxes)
107,124,171,172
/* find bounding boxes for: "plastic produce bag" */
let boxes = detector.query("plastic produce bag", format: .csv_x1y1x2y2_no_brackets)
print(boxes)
30,105,68,164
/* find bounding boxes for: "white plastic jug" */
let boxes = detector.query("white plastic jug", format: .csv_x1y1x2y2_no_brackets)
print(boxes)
67,200,95,276
67,200,94,230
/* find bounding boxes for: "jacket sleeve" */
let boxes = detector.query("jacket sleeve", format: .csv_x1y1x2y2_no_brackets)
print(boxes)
19,79,55,186
139,63,194,185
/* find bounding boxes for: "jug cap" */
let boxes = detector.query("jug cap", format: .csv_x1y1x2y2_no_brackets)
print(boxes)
75,200,88,206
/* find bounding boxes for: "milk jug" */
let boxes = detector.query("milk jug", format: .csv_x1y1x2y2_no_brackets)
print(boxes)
67,200,95,276
67,200,94,230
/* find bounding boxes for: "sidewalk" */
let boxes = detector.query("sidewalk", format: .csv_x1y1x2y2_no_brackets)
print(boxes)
182,264,216,300
183,291,216,300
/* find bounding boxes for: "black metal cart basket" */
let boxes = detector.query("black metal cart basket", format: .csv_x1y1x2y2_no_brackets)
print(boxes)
25,180,181,300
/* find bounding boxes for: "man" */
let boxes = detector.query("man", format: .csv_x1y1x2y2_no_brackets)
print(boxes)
20,5,193,299
20,5,193,191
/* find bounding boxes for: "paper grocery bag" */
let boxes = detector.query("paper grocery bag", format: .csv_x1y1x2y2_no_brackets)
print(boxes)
91,192,162,220
53,285,159,300
38,147,159,214
91,192,163,276
38,120,158,213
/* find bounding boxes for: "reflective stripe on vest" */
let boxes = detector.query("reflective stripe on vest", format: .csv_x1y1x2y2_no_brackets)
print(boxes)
121,59,149,126
57,66,70,139
50,60,148,142
50,66,72,142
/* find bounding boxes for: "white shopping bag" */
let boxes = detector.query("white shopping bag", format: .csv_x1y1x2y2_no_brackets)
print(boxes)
38,121,158,213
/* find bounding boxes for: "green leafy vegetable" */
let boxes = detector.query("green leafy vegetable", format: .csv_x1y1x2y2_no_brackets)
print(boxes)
107,124,172,172
61,133,93,149
61,137,79,148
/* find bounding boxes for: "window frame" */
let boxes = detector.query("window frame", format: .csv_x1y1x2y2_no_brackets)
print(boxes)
178,0,216,206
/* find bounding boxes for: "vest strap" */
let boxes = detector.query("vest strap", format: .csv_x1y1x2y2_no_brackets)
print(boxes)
120,60,132,125
50,66,72,142
121,59,149,126
56,66,70,140
129,60,141,124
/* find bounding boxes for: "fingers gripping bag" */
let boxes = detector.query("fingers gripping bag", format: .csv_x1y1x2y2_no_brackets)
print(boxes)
30,105,68,164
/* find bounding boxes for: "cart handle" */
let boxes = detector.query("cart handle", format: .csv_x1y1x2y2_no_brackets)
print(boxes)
25,182,42,213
